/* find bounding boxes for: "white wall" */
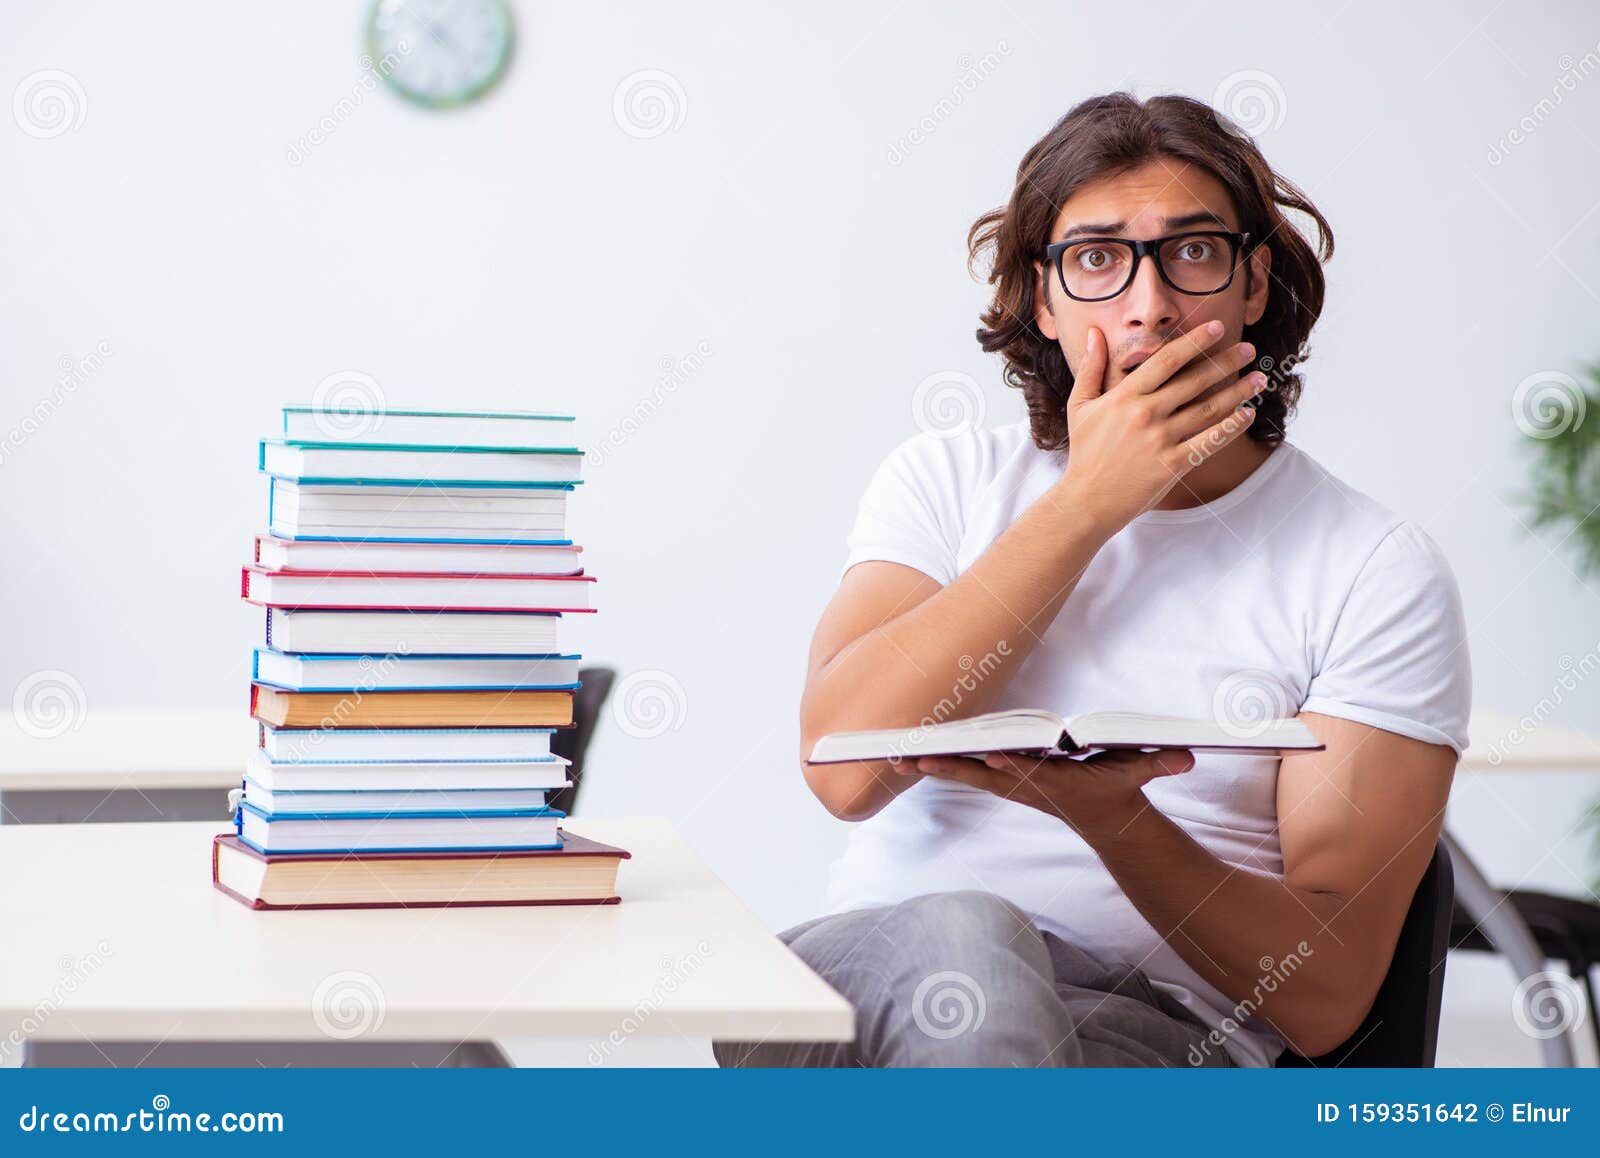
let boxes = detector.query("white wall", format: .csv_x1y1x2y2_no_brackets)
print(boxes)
5,0,1599,1004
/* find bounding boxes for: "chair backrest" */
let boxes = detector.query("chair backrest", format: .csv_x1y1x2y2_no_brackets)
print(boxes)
545,666,615,816
1276,838,1454,1067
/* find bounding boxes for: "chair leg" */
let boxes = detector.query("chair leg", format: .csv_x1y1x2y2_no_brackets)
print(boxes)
1574,963,1600,1061
1441,832,1578,1067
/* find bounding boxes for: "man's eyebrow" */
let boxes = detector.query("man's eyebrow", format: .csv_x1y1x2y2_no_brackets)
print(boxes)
1162,211,1233,231
1054,210,1234,242
1056,220,1124,241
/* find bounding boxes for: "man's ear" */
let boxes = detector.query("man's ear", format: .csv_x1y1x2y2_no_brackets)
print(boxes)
1034,261,1059,340
1243,243,1271,327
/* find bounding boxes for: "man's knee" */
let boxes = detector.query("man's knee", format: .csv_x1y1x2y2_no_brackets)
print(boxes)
775,893,1043,1026
884,890,1035,944
725,893,1069,1067
859,892,1054,1021
868,893,1072,1065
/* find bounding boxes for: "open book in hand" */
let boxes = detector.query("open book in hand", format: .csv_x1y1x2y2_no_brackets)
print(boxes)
806,708,1323,764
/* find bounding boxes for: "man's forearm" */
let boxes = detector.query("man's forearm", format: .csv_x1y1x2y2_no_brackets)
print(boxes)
1089,804,1385,1056
806,485,1115,736
800,486,1116,820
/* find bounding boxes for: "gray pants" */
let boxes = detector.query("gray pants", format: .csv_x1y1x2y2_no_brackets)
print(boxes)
715,890,1234,1067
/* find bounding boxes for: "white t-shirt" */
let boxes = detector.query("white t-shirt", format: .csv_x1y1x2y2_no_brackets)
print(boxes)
820,422,1472,1067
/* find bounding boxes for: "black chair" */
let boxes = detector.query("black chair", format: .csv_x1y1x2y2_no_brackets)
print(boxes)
546,666,615,817
1448,889,1600,1055
1276,839,1454,1067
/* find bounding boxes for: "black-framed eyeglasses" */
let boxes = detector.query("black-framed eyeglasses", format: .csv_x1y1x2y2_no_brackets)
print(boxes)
1042,231,1252,303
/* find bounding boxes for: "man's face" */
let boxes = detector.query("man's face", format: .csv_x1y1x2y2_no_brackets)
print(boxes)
1035,156,1271,395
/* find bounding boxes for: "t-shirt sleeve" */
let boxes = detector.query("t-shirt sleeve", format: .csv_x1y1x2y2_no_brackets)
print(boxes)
840,433,975,586
1300,521,1472,754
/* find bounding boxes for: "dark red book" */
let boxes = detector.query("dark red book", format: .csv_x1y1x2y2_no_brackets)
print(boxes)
212,829,629,911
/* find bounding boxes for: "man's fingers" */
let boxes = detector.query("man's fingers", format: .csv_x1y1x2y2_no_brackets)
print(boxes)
916,756,1013,794
982,752,1052,775
1169,370,1268,442
1125,320,1226,395
1070,326,1108,407
1141,749,1194,779
1084,748,1194,778
1177,403,1257,468
1152,342,1259,416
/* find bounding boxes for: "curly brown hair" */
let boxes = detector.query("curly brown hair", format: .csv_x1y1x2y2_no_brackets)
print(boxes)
968,92,1334,451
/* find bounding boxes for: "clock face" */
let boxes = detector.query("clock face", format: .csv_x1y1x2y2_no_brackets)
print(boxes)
366,0,514,108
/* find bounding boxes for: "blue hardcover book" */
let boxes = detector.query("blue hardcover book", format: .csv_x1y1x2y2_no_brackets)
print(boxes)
245,749,571,792
254,533,583,574
260,439,584,487
239,779,557,816
283,406,576,450
251,649,582,692
257,722,560,764
234,799,566,855
267,476,574,543
247,747,569,787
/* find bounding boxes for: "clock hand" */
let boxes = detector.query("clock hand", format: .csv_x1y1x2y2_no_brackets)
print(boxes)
424,20,459,55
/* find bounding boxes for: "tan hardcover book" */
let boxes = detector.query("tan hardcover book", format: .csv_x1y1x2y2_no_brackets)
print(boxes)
250,684,574,728
212,829,628,910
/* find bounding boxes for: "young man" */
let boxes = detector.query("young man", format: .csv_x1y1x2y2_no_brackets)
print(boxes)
717,92,1470,1068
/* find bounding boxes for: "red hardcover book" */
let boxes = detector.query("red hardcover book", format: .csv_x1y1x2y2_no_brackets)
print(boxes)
253,534,585,576
212,829,630,911
240,564,597,613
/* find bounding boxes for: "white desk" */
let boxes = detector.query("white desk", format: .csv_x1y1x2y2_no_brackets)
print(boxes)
0,816,853,1066
0,709,247,824
1449,708,1600,1068
1459,709,1600,771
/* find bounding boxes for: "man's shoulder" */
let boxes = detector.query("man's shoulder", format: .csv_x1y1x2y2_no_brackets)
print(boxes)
874,420,1048,493
1274,444,1456,580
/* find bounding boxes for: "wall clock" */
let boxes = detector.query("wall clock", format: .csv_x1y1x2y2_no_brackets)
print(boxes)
366,0,514,109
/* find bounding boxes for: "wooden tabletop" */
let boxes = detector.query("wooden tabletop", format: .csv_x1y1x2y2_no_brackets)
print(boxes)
0,816,853,1045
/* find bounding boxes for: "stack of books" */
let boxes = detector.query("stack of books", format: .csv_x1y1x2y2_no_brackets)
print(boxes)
212,405,629,910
